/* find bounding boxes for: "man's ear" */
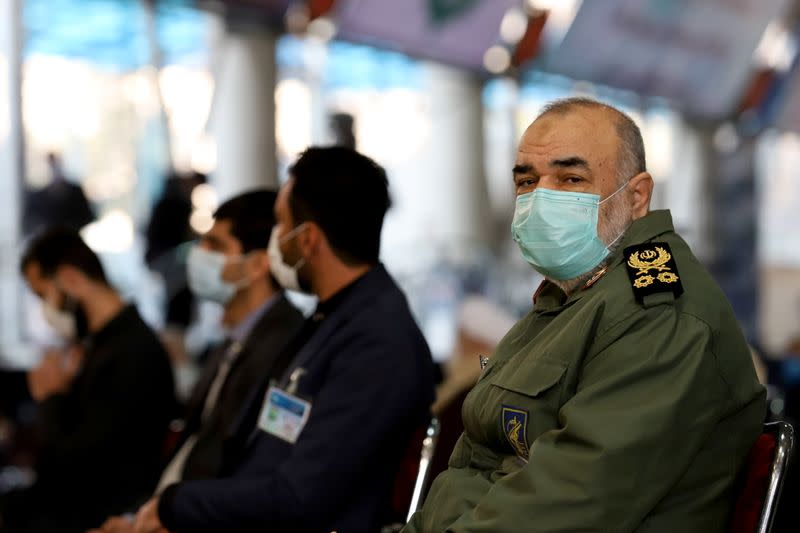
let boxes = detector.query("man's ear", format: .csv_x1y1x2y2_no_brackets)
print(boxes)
628,172,654,220
297,222,324,258
245,250,270,280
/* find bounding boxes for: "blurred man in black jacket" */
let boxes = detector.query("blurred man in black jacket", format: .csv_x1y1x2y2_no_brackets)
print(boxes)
0,229,175,533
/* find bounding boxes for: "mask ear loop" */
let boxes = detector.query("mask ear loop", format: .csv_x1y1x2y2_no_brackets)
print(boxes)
279,222,308,270
229,253,254,289
599,179,633,249
235,245,287,289
598,179,632,205
279,222,308,244
605,229,626,249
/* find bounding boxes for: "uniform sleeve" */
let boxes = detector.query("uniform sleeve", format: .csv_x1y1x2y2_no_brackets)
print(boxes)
159,332,427,532
405,510,425,532
442,307,728,533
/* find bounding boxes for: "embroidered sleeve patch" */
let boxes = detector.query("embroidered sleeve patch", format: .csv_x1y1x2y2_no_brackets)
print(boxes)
624,242,684,304
502,406,529,461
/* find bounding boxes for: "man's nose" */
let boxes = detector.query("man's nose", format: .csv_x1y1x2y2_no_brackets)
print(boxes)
536,176,559,191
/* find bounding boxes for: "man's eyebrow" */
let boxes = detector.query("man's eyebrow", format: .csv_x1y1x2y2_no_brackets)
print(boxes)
512,163,534,175
551,156,590,169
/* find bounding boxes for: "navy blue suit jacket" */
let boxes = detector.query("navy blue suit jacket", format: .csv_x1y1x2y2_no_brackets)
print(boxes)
158,265,435,533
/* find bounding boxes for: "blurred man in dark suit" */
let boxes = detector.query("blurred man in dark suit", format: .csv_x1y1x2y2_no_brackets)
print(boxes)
133,147,435,533
96,190,304,533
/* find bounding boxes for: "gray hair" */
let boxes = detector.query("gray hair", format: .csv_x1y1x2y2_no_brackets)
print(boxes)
537,97,646,184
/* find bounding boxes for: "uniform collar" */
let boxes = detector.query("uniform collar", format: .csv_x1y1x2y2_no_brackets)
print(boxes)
532,281,565,312
615,209,675,255
532,210,675,311
311,268,370,321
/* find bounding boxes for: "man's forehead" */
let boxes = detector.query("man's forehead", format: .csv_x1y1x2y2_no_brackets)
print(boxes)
518,108,619,162
205,219,245,254
529,107,617,138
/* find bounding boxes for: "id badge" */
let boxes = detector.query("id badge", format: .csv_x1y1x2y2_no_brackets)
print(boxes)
257,386,311,444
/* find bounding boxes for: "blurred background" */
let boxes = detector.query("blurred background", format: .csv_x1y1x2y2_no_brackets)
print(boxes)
1,0,800,425
3,0,800,527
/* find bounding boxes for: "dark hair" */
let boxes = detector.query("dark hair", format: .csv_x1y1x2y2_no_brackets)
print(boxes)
539,97,647,183
21,227,108,284
213,189,278,254
288,147,391,265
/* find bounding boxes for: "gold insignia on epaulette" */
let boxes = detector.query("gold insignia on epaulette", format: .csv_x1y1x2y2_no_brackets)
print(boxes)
623,242,684,304
657,272,679,284
627,246,680,288
627,246,672,276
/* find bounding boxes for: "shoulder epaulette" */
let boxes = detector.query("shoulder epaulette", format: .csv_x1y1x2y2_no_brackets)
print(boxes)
623,242,684,304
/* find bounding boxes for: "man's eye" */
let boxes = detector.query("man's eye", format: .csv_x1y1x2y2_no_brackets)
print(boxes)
565,176,583,184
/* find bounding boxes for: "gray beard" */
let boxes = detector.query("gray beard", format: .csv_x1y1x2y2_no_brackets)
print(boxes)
549,233,627,295
549,195,633,295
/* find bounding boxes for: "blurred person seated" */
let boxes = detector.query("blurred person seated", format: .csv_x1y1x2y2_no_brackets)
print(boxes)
145,172,206,269
127,147,435,533
22,153,94,238
429,296,516,482
748,344,768,385
95,189,304,532
145,171,207,399
329,112,357,149
770,337,800,533
777,336,800,418
0,370,37,474
404,98,765,532
431,295,517,418
0,229,175,533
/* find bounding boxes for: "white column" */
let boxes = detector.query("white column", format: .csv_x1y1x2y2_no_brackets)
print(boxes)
210,21,278,200
0,0,25,367
483,78,519,249
420,62,491,256
305,38,329,146
380,62,491,272
666,119,707,258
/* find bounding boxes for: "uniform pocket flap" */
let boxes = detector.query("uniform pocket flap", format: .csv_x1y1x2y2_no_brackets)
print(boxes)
490,359,567,397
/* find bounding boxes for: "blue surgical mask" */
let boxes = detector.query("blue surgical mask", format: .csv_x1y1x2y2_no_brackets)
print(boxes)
511,183,627,280
187,246,248,304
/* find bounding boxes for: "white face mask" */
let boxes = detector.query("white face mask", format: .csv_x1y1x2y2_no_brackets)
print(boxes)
267,225,306,292
42,300,77,340
187,246,250,305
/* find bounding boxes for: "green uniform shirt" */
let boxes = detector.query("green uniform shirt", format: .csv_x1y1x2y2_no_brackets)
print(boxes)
405,210,765,533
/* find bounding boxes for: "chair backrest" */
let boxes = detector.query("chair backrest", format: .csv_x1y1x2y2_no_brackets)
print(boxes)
729,421,794,533
406,418,440,522
384,417,441,532
162,418,186,461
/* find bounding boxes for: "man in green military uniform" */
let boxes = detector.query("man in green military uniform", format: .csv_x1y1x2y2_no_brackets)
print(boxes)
404,98,766,533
